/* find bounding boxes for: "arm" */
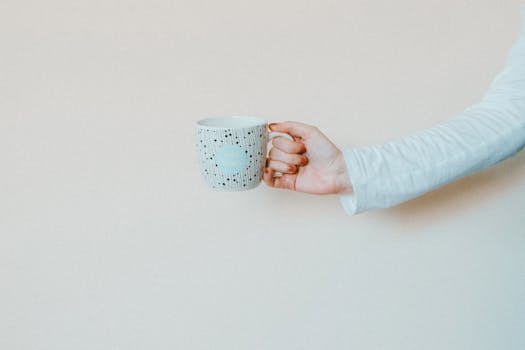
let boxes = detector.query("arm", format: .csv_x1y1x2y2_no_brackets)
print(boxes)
340,8,525,215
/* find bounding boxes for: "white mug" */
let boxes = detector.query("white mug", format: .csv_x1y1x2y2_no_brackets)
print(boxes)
195,115,292,191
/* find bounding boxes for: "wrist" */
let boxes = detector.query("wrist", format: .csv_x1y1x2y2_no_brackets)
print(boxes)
333,151,353,195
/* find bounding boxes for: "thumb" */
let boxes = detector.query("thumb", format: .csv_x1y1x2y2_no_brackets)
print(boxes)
269,121,318,139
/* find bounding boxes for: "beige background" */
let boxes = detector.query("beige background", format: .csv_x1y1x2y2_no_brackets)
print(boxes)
1,0,525,349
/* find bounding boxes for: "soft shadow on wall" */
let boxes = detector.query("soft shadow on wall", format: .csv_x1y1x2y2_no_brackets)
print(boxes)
381,150,525,229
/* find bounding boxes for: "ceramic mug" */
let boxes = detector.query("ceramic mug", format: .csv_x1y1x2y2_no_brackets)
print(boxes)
195,115,292,191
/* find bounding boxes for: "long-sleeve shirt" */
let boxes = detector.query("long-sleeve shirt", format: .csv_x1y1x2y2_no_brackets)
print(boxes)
339,6,525,216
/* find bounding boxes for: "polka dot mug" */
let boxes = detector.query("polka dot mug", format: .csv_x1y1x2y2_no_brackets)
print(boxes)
195,116,292,191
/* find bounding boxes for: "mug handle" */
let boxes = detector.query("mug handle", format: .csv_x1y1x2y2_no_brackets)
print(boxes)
268,131,295,177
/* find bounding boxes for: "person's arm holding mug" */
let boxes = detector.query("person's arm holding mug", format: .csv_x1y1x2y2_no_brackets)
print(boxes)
264,7,525,215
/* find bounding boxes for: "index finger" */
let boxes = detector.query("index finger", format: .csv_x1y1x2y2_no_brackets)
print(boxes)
269,121,318,139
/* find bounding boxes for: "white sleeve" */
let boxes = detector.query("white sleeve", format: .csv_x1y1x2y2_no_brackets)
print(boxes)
339,7,525,216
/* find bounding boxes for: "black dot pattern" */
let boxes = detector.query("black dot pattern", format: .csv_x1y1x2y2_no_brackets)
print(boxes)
196,125,268,191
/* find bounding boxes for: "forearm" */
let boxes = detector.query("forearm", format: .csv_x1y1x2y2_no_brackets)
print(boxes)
341,102,525,214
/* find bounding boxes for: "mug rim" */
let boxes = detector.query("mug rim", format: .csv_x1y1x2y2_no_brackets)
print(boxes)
195,115,267,129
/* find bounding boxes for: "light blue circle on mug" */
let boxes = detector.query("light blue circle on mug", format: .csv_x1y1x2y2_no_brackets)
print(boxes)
215,144,249,175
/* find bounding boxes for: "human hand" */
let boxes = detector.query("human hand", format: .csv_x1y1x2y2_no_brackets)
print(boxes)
263,121,352,195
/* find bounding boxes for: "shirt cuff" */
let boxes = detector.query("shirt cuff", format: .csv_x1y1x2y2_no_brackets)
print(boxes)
338,145,366,216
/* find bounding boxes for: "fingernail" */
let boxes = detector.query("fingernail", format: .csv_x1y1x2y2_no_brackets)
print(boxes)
269,123,277,130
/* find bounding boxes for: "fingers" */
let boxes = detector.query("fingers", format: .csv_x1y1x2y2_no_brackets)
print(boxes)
263,167,297,190
269,147,308,166
266,159,297,174
272,136,307,154
263,157,300,191
264,123,310,192
269,121,318,139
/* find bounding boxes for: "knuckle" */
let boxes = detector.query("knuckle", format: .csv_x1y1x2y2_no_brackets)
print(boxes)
296,143,307,153
294,154,305,164
289,154,301,164
300,155,308,165
273,137,285,148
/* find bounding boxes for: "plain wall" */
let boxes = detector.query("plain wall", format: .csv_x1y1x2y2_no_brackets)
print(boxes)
1,0,524,349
